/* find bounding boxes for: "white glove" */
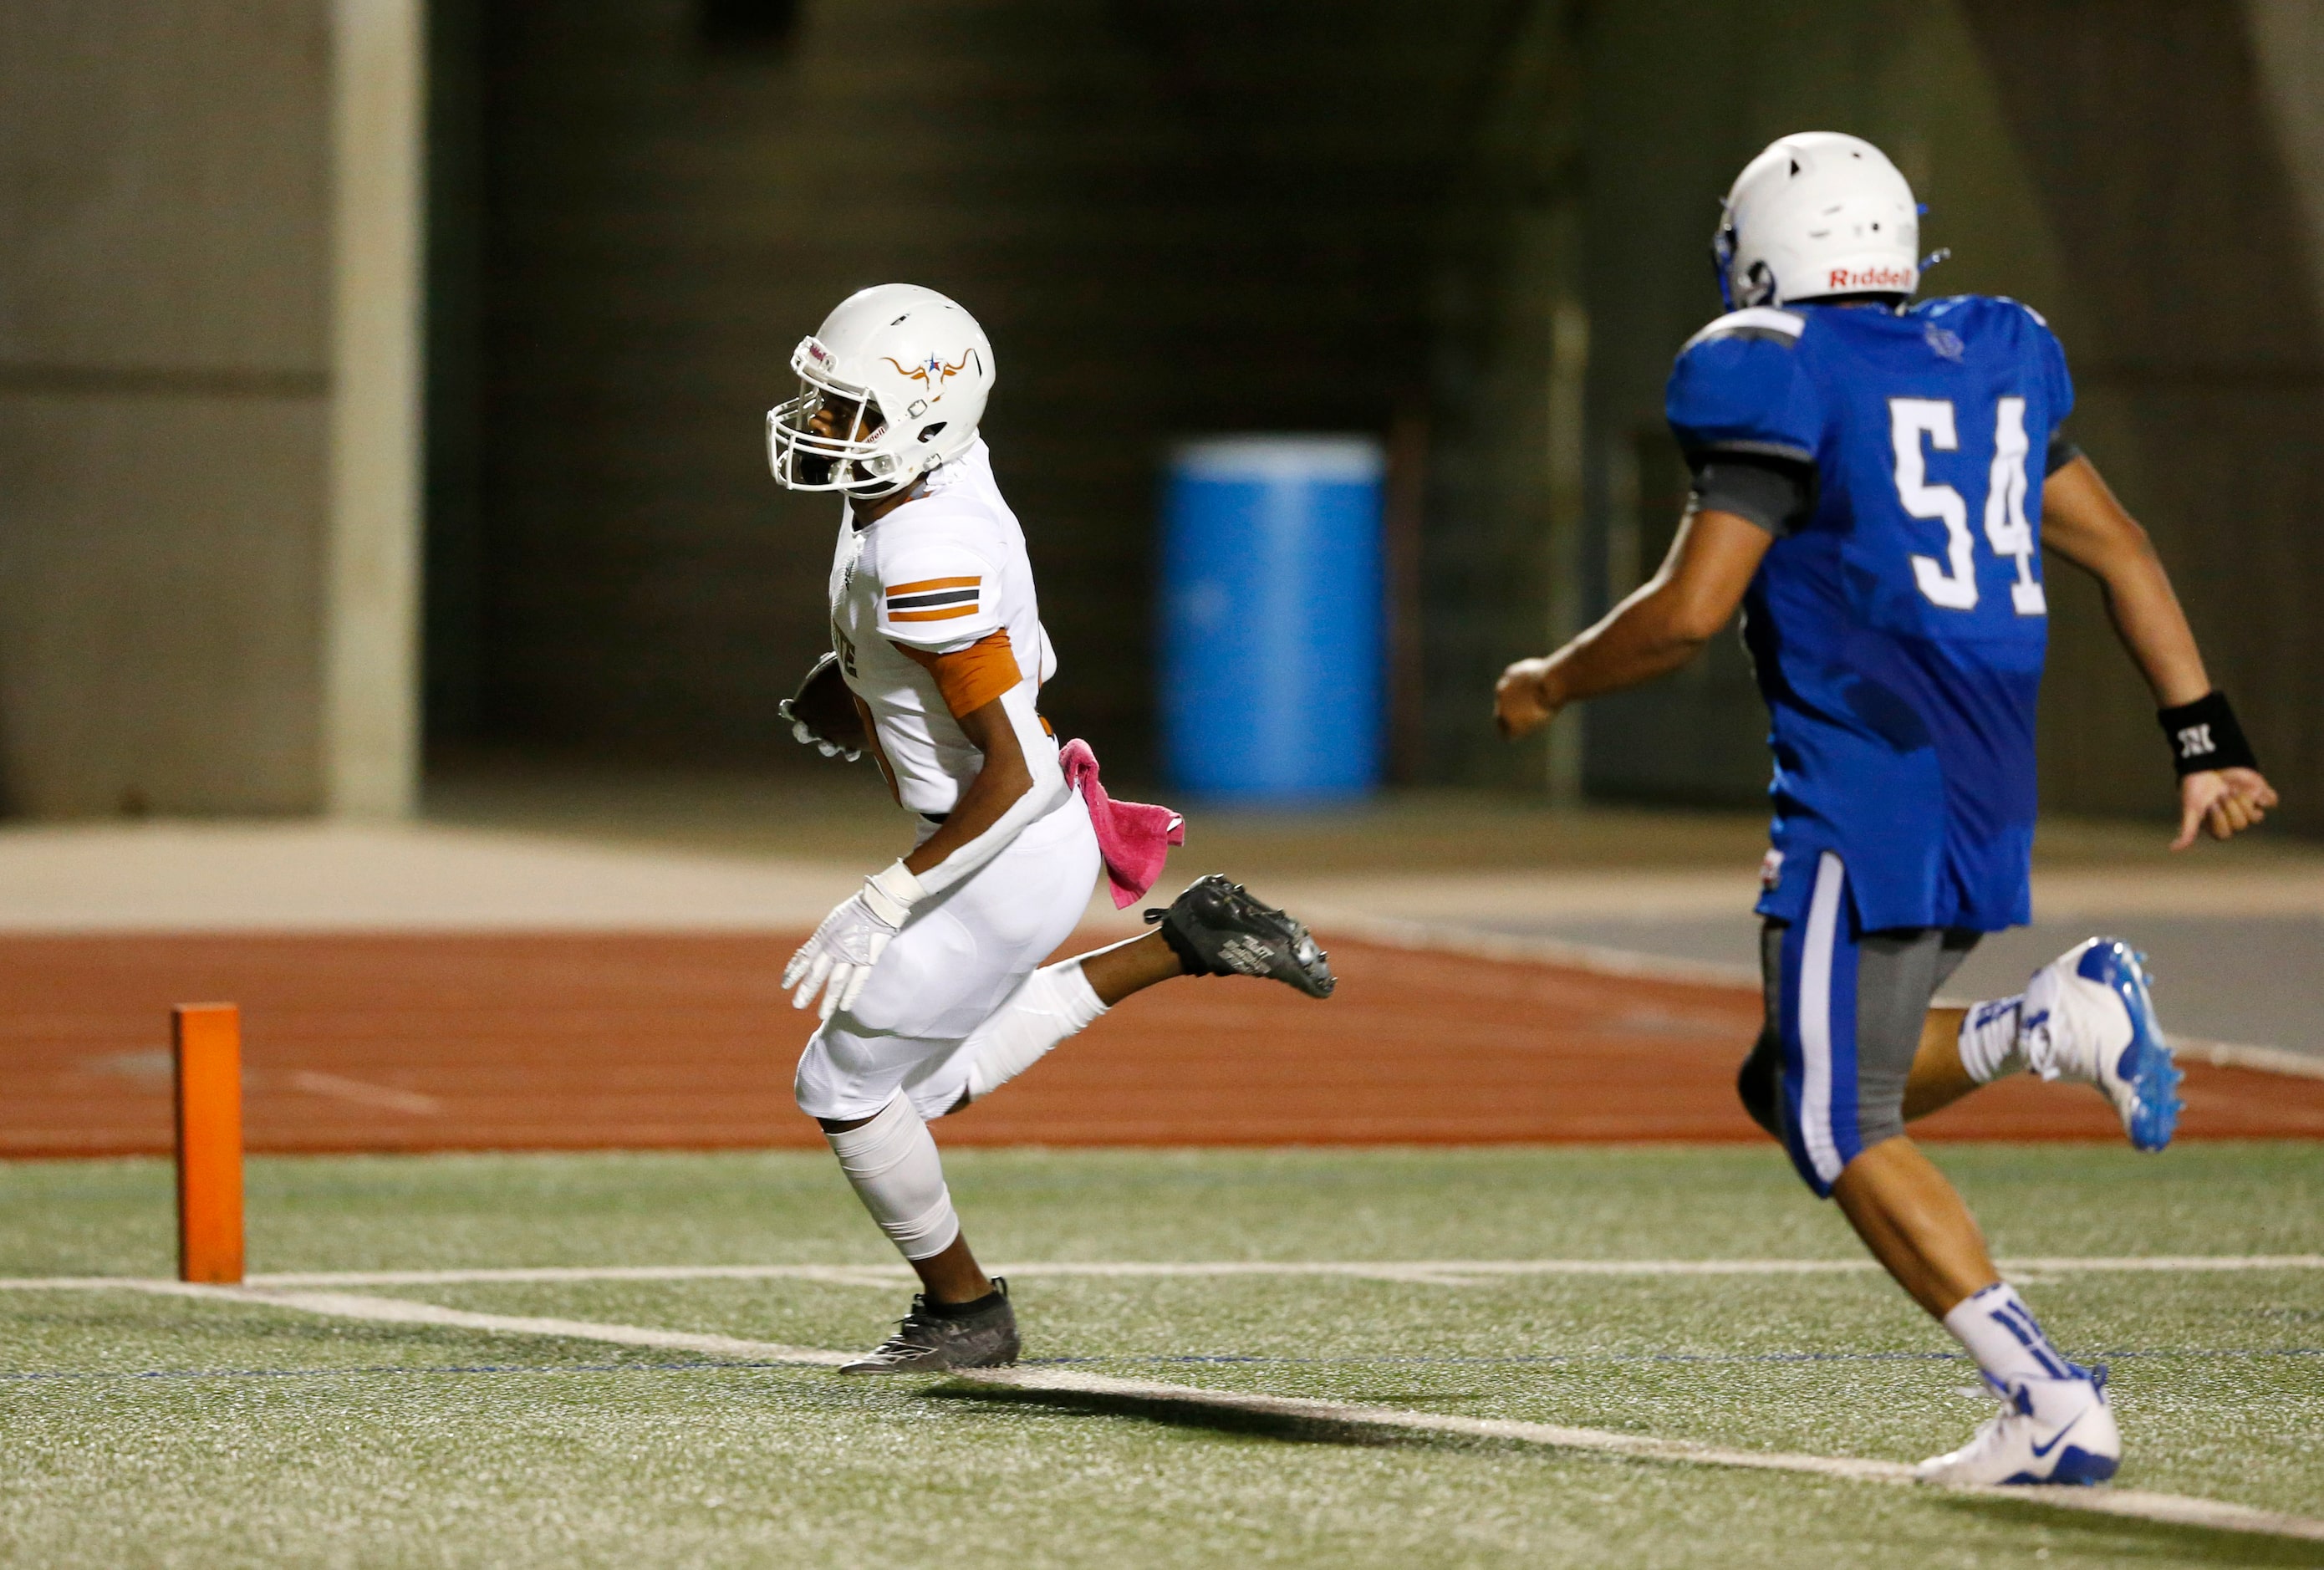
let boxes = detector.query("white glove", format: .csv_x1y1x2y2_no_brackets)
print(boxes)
784,861,925,1021
781,706,862,762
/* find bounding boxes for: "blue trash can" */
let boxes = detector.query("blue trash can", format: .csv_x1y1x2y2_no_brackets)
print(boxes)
1159,436,1386,801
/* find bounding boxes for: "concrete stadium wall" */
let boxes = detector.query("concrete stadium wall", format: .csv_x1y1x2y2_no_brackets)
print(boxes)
0,0,421,818
0,3,332,815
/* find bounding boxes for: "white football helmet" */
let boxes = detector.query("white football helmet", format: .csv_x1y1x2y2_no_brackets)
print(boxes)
767,283,995,497
1713,133,1919,309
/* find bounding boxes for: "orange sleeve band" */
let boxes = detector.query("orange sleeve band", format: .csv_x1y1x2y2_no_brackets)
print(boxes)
895,630,1022,718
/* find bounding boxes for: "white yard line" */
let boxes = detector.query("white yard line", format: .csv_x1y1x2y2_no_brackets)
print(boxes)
123,1281,850,1365
8,1254,2323,1292
74,1279,2324,1545
964,1366,2324,1542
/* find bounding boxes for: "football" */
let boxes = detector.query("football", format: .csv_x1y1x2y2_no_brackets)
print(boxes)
780,651,868,759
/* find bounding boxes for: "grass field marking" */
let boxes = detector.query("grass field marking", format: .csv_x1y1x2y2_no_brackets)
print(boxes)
49,1279,2324,1545
0,1275,185,1292
240,1252,2324,1285
8,1253,2323,1293
961,1366,2324,1544
1996,1254,2324,1273
113,1281,853,1367
245,1263,910,1289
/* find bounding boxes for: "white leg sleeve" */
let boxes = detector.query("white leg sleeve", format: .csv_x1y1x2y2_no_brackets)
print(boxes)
823,1095,961,1262
963,958,1108,1102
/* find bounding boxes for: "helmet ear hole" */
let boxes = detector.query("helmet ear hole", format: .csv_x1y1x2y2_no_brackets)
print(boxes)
1721,133,1919,305
916,421,948,444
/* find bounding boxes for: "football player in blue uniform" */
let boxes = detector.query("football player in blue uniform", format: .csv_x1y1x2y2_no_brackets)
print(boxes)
1496,133,2279,1486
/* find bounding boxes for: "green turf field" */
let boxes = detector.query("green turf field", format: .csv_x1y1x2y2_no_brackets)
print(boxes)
3,1144,2320,1567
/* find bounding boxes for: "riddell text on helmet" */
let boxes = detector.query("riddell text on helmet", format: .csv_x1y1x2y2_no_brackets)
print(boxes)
1829,264,1914,289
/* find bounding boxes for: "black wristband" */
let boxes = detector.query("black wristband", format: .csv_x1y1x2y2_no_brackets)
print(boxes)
2158,691,2259,776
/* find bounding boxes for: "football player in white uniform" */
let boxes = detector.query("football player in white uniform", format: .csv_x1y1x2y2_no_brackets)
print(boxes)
767,283,1337,1374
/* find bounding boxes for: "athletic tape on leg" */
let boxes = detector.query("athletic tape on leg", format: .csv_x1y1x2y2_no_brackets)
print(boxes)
965,960,1108,1102
824,1096,961,1261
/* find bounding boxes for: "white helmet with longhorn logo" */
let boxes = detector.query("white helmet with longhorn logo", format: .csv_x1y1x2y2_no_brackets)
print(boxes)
767,283,996,497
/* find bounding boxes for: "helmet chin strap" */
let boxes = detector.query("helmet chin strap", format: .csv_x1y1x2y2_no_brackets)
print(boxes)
841,462,934,508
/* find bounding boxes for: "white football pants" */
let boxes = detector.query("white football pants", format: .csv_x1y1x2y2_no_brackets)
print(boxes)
793,793,1103,1122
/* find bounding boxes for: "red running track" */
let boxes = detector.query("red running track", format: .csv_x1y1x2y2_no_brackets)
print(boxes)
3,932,2320,1158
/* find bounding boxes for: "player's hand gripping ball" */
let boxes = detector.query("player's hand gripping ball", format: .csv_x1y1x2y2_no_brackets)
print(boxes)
780,652,869,762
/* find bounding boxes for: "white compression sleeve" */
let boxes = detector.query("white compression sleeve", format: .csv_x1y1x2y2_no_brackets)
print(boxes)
910,684,1072,899
964,959,1109,1102
823,1095,961,1261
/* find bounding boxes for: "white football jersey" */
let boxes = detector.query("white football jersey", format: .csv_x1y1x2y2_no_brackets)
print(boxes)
827,438,1060,815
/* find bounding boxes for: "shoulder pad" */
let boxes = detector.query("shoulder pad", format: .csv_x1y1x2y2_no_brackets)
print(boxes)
1681,308,1807,354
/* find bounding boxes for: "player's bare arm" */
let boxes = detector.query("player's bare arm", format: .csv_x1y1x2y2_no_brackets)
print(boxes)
2040,454,2280,848
1495,507,1771,739
894,662,1034,877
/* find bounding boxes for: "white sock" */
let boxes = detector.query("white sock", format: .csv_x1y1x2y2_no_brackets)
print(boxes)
963,959,1108,1102
823,1095,960,1262
1956,996,2029,1083
1943,1282,2075,1389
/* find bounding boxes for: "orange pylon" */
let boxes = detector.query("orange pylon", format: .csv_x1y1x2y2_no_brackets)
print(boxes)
172,1004,243,1284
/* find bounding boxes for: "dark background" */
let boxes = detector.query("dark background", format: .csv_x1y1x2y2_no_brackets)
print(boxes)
410,0,2323,815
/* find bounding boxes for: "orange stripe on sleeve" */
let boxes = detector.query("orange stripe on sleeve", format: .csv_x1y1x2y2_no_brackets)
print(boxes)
889,604,981,623
894,630,1022,717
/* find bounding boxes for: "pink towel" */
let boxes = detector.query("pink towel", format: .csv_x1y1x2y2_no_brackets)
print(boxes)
1059,738,1185,909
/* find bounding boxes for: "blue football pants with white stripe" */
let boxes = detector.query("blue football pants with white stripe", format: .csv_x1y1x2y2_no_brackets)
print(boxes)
1740,851,1981,1197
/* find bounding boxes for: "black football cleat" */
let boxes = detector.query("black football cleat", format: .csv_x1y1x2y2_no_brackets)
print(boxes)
1144,874,1336,998
838,1280,1021,1374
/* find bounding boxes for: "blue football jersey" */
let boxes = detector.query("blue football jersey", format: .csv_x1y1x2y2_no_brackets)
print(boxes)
1665,296,2075,933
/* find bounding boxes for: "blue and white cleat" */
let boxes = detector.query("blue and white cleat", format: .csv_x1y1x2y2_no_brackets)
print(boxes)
1916,1365,2121,1487
2023,937,2184,1151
